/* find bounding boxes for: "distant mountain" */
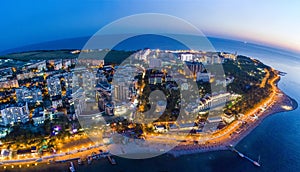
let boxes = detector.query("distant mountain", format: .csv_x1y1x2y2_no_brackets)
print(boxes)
0,37,90,55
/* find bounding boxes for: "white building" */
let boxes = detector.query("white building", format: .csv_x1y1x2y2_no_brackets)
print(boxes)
154,125,167,133
25,60,46,72
47,77,62,98
199,93,231,111
222,113,235,124
54,60,63,70
180,54,193,62
82,71,96,100
113,82,130,102
71,88,86,117
16,87,43,103
51,99,63,109
0,103,29,126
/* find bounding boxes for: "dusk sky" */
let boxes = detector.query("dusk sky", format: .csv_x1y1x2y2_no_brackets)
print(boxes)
1,0,299,53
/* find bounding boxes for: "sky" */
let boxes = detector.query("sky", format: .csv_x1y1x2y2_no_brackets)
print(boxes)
1,0,300,53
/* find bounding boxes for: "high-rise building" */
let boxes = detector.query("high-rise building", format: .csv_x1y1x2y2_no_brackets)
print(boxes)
82,71,96,100
47,77,62,98
71,88,86,117
113,82,130,102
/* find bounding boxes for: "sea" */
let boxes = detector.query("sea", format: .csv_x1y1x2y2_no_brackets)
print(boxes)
1,35,300,172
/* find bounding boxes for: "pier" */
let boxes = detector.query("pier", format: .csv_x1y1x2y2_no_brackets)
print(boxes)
228,145,261,167
107,155,116,165
69,162,75,172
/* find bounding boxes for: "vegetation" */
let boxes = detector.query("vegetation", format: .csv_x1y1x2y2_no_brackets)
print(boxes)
223,56,273,116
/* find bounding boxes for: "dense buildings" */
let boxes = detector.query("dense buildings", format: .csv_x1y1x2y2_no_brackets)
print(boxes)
16,86,43,103
0,49,239,134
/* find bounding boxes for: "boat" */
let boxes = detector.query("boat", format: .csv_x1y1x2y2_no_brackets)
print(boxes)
69,162,75,172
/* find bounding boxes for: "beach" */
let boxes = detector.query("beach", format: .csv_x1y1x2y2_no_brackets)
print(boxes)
168,88,297,157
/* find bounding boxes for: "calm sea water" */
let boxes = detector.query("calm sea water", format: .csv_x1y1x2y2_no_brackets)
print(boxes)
3,36,300,172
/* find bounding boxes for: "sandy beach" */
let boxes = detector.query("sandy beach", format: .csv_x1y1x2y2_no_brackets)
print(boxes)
168,89,298,157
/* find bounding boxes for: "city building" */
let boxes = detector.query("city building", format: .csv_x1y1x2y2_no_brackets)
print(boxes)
186,61,205,75
32,107,45,126
220,52,237,61
149,58,162,68
24,60,46,72
154,125,167,133
148,73,163,85
216,76,235,87
179,53,193,61
82,71,96,100
222,113,235,124
47,77,62,98
0,103,29,126
96,81,112,96
0,67,14,82
105,103,114,116
202,116,223,132
113,82,130,102
0,79,19,89
71,87,86,117
54,60,63,70
63,59,71,69
196,72,211,82
15,87,43,103
51,99,63,109
199,93,231,111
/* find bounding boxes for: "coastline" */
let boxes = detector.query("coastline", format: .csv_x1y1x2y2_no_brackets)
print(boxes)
0,57,298,171
1,77,297,171
168,86,298,157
